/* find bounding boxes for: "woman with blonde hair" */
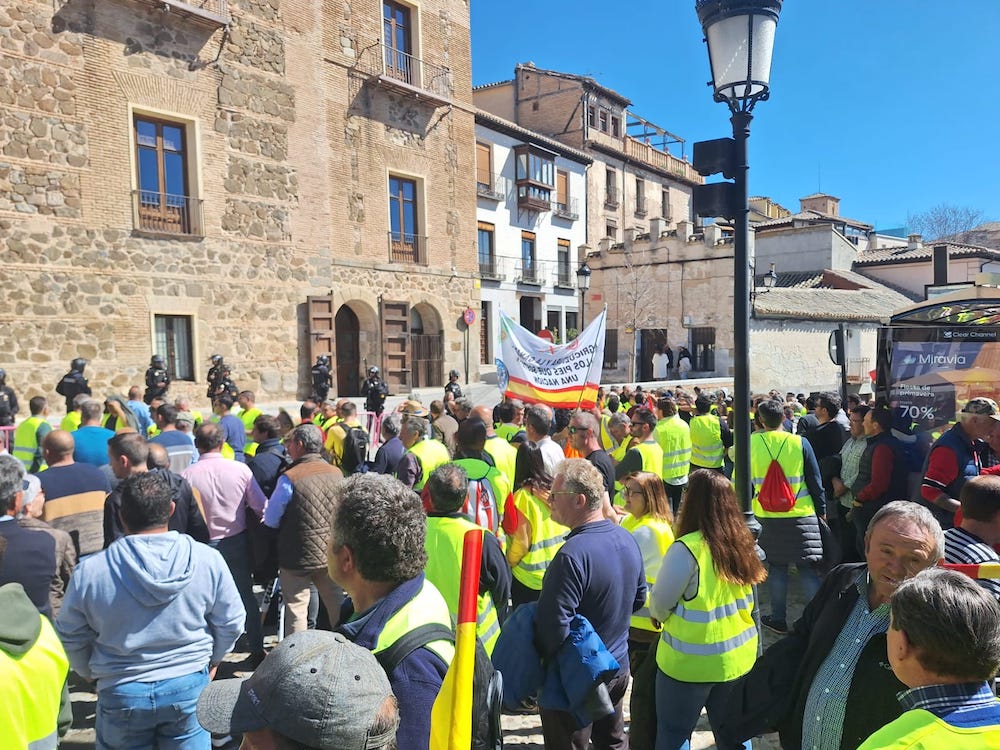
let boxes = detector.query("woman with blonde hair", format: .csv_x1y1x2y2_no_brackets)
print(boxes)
650,469,766,750
620,471,674,669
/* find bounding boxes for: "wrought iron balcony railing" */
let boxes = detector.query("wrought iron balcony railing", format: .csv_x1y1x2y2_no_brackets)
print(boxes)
132,190,203,237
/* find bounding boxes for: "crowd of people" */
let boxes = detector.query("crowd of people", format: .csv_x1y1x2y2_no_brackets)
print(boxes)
2,363,1000,750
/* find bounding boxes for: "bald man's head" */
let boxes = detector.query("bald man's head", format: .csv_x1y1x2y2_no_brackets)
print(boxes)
472,406,496,435
42,430,74,461
146,442,170,471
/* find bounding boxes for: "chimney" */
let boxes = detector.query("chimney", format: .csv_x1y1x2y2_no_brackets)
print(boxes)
624,227,638,249
703,223,723,246
598,237,612,253
676,219,693,241
932,244,948,286
649,216,665,240
908,233,923,250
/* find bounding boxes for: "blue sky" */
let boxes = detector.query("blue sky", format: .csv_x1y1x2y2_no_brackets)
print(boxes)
471,1,999,231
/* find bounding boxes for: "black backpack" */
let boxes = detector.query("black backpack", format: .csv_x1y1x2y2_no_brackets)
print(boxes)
341,425,370,475
375,623,503,750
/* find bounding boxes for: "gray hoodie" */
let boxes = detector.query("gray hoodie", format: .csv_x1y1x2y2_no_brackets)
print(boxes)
56,531,245,690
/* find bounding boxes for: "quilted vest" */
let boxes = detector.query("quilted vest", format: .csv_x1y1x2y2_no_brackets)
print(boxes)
277,454,343,570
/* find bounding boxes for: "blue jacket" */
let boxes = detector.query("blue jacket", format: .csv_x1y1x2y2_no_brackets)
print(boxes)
492,602,620,728
338,574,448,750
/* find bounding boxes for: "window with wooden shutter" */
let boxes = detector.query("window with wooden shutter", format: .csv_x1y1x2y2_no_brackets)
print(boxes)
476,142,492,189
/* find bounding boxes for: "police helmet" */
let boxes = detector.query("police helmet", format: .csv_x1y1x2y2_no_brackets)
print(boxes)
210,354,223,365
369,366,379,376
71,358,87,372
151,355,165,368
449,369,459,379
317,355,330,366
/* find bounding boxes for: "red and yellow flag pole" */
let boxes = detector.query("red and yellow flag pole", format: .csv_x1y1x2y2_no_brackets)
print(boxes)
942,562,1000,580
430,529,482,750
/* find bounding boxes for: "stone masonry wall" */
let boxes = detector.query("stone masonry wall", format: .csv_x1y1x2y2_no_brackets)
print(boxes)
0,0,479,408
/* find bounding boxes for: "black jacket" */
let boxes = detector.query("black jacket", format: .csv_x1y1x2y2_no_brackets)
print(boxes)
720,563,904,750
103,469,209,547
248,439,290,497
0,520,57,618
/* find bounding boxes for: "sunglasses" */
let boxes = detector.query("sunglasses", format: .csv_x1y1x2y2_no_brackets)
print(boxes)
568,426,589,434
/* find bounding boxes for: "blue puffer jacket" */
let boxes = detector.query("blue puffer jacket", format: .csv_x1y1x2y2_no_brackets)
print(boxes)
492,602,620,728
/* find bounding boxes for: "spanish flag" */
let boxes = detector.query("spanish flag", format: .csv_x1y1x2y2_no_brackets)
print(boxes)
430,529,482,750
942,562,1000,580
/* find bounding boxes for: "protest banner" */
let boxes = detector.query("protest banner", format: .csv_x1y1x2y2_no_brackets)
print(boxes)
496,308,606,409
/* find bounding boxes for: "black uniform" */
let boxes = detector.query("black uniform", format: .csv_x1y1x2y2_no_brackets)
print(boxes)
144,366,171,404
213,377,239,402
55,370,91,411
361,375,389,415
206,365,223,399
445,381,463,400
0,386,17,427
311,362,332,402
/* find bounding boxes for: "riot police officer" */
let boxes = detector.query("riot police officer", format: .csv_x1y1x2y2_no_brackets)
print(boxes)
0,369,18,427
206,354,224,399
55,358,92,412
144,354,171,404
311,355,332,402
361,366,388,416
445,368,463,400
212,366,239,403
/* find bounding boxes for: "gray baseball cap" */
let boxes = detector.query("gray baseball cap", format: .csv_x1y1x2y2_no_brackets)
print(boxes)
197,631,398,749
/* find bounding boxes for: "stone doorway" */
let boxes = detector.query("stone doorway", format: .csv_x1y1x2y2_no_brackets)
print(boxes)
335,305,360,396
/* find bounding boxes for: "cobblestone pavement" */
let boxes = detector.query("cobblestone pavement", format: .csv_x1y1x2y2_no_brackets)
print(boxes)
61,569,813,749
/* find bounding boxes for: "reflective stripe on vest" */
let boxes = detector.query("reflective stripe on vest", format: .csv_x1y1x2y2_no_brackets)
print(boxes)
408,438,451,491
510,488,567,590
657,531,758,682
634,440,664,475
622,514,675,632
0,613,69,750
689,415,724,468
857,707,1000,750
13,417,47,472
373,578,455,667
424,516,501,655
750,431,817,518
655,416,692,481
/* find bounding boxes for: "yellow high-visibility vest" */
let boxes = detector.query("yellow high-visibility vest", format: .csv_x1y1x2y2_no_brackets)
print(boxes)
657,531,757,682
425,516,501,654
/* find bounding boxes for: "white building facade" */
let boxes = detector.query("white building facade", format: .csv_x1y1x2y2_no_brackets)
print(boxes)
474,112,590,370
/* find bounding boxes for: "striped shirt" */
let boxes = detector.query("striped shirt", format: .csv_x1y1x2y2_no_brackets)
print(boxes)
944,526,1000,600
801,571,890,750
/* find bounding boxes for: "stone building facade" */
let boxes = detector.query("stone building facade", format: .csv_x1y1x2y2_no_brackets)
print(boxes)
586,219,737,383
0,0,478,408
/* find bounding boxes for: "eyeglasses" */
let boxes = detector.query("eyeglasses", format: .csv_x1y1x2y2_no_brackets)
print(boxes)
568,426,589,435
630,422,645,427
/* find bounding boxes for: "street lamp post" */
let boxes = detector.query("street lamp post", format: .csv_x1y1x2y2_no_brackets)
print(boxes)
576,261,592,330
694,0,782,519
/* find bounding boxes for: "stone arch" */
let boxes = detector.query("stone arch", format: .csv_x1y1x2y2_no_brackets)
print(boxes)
335,300,378,396
410,300,444,387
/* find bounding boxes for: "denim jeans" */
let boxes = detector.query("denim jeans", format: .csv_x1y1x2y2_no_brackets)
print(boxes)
767,563,821,623
211,532,262,652
97,668,209,750
655,671,750,750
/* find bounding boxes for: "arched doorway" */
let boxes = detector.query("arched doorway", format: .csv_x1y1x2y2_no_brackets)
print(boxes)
335,305,360,395
411,301,444,387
